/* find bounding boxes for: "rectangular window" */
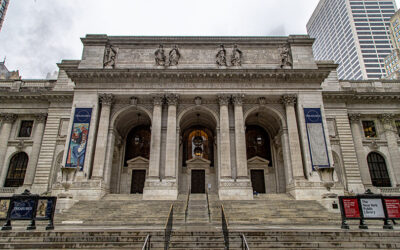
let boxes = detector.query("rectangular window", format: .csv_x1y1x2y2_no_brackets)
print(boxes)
18,121,33,138
362,120,377,138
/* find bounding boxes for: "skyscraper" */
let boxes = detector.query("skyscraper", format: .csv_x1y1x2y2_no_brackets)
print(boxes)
307,0,397,80
0,0,9,31
384,9,400,79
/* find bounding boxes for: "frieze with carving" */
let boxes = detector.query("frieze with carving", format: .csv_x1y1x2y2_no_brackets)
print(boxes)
0,113,17,123
280,44,292,68
280,95,297,105
168,45,181,66
154,44,166,66
231,44,242,66
216,45,227,66
348,113,361,122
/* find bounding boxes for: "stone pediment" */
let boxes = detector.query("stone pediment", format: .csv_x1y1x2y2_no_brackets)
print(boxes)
186,157,211,165
247,156,269,165
126,156,149,165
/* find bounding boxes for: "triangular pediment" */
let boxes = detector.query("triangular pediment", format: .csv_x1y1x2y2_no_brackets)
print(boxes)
186,157,211,165
127,156,149,165
247,156,269,165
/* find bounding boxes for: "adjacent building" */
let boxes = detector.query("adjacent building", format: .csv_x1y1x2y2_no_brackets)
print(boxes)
0,0,9,31
0,35,399,212
385,9,400,79
307,0,397,80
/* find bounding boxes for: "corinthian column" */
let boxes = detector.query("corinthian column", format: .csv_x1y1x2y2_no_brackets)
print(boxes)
24,113,47,187
0,113,17,187
148,95,163,179
281,95,304,179
232,94,248,178
164,94,179,179
380,113,400,186
92,93,114,179
218,94,232,179
348,113,372,187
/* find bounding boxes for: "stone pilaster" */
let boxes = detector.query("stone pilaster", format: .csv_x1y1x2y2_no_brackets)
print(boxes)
232,94,248,178
148,95,163,179
103,129,116,191
281,95,304,179
280,128,293,185
0,113,17,187
218,94,232,179
379,113,400,186
164,94,179,179
92,93,114,179
23,113,47,187
348,113,372,187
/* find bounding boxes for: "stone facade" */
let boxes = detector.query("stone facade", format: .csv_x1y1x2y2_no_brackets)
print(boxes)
0,35,399,209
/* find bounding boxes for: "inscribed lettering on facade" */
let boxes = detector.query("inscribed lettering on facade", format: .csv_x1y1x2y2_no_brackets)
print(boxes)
304,108,330,169
65,108,92,170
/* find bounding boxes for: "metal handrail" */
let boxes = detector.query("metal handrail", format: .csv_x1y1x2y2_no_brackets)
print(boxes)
184,189,190,222
241,234,250,250
206,189,211,222
221,205,229,250
164,204,174,250
142,234,151,250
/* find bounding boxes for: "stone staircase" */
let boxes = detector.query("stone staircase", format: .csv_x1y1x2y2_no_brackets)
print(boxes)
186,194,210,223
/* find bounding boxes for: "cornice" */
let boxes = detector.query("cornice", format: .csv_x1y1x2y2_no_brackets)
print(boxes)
322,91,400,102
0,93,74,102
65,68,331,84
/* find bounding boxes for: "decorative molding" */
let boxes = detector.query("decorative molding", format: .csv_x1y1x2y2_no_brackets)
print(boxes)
231,44,242,67
232,94,245,105
217,94,231,106
216,44,227,66
99,93,114,106
153,94,164,106
194,96,202,106
258,97,266,105
280,95,297,105
168,45,180,66
348,113,361,122
379,113,395,125
103,44,117,68
166,93,179,105
154,44,166,66
0,113,17,123
34,113,48,122
130,96,138,106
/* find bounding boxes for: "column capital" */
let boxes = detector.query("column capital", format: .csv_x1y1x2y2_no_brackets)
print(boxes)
218,94,231,106
348,113,361,122
166,93,179,105
99,93,114,106
232,94,245,106
152,94,164,106
379,113,395,125
0,113,17,123
281,95,297,105
34,113,47,122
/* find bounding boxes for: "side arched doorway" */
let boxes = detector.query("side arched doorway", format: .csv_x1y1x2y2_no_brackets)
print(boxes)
245,108,286,194
178,108,218,194
5,152,29,187
367,152,391,187
109,108,152,194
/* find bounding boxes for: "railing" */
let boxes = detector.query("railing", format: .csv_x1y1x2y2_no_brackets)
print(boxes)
380,187,400,194
241,234,250,250
206,189,211,222
221,205,229,250
164,204,174,250
184,190,190,222
142,234,151,250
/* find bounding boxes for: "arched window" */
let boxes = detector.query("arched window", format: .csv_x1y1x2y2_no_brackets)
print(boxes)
367,152,391,187
5,152,29,187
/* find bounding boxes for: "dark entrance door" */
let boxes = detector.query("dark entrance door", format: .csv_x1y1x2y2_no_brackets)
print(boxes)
191,170,205,193
251,170,266,194
131,170,146,194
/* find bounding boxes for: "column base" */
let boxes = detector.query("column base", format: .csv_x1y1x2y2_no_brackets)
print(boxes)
286,179,345,200
143,178,178,200
218,178,253,200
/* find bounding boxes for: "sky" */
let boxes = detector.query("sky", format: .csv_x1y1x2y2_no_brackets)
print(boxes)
0,0,399,79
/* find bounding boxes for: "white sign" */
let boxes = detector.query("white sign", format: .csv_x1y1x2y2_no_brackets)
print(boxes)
360,198,385,218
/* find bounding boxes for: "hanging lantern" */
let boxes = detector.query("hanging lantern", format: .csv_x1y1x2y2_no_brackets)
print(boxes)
256,135,263,145
194,146,203,157
134,135,141,145
193,135,203,147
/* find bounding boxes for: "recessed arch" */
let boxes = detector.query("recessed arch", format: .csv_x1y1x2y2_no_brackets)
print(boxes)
177,105,219,131
244,105,286,136
111,106,152,138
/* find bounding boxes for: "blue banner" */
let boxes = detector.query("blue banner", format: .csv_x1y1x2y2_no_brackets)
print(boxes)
65,108,92,170
304,108,330,169
10,199,35,220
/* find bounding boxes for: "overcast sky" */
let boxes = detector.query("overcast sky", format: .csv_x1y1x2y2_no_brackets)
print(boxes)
0,0,399,78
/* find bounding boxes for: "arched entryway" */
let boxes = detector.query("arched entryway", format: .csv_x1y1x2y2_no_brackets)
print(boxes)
367,152,391,187
5,152,29,187
109,107,152,194
245,107,286,194
178,107,218,194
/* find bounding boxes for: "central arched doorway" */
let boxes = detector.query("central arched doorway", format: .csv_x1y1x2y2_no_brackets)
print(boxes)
109,107,152,194
245,108,286,194
178,107,218,194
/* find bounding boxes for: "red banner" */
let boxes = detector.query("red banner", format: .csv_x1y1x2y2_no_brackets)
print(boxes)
384,198,400,219
343,198,360,218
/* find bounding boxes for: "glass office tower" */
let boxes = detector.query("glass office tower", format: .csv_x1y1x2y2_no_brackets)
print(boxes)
0,0,9,31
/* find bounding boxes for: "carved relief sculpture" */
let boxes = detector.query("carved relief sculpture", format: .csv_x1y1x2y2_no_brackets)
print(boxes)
280,44,292,68
154,44,166,66
168,45,181,66
231,44,242,66
103,44,117,68
216,45,227,66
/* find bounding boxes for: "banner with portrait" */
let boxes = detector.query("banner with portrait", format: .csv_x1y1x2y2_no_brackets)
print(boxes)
304,108,330,170
65,108,92,170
